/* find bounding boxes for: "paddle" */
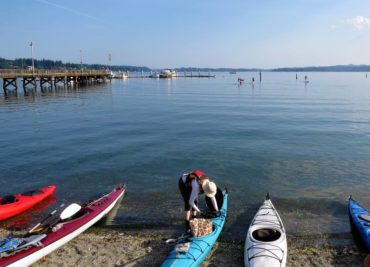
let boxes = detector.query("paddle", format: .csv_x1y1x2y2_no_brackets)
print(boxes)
28,209,57,234
60,203,81,220
28,203,82,234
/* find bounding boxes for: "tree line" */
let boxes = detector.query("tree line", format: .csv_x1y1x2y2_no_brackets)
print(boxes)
0,57,150,72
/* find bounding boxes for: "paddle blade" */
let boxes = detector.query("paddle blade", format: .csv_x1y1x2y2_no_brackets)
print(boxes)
60,203,81,220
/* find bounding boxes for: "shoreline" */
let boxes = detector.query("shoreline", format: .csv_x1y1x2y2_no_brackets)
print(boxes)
1,227,366,267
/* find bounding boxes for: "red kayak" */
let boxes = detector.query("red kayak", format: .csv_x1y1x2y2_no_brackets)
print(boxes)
0,185,56,221
0,185,126,266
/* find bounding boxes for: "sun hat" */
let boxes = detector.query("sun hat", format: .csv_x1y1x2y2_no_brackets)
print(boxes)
202,180,217,197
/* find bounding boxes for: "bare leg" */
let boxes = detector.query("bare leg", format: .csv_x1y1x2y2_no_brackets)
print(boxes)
184,210,191,221
191,210,197,218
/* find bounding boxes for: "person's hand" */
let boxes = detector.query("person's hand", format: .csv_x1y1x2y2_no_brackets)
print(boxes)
195,211,203,218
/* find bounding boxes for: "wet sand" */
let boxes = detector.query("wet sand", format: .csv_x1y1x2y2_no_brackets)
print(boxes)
0,227,365,267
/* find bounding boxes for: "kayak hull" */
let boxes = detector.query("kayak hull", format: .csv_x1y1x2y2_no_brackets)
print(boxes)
0,185,125,267
348,197,370,251
244,197,287,267
0,185,56,221
161,193,228,267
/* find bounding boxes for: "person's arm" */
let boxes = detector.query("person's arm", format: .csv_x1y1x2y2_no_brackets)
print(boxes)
189,181,201,212
210,196,219,212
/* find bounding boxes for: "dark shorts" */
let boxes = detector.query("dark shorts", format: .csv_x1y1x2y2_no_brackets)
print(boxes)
178,178,197,211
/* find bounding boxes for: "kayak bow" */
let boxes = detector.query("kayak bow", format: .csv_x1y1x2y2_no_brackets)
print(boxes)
348,196,370,252
244,194,287,267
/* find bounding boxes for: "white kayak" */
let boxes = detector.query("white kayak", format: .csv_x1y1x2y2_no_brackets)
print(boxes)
244,194,287,267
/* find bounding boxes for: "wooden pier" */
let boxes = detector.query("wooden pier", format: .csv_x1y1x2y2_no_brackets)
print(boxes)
0,69,112,94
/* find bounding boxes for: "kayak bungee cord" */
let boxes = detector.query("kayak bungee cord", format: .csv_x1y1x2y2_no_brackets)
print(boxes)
247,243,285,264
251,205,284,230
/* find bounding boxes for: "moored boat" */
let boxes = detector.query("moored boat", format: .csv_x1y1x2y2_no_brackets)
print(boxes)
149,72,160,78
244,194,287,267
161,190,228,267
0,185,126,267
159,69,172,78
0,185,56,221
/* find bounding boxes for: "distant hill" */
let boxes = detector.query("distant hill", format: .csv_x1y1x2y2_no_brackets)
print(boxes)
0,57,150,72
175,65,370,72
174,67,262,72
272,65,370,72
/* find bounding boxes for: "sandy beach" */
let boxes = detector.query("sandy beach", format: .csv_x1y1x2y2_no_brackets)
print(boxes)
0,227,365,267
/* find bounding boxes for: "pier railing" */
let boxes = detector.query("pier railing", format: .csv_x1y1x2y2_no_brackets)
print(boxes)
0,69,111,78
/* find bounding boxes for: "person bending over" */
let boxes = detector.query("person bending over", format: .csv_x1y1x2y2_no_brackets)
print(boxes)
178,170,219,229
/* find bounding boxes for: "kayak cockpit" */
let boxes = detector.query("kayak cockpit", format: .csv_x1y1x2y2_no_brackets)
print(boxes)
62,209,90,223
252,228,282,242
21,190,43,196
0,195,18,205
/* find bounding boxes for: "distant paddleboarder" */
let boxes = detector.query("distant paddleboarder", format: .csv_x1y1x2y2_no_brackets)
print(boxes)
305,75,309,83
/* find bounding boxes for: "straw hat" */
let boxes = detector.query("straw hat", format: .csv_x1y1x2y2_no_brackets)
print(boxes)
202,180,217,197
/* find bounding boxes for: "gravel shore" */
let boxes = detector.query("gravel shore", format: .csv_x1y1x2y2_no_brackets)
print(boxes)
0,227,367,266
0,227,358,267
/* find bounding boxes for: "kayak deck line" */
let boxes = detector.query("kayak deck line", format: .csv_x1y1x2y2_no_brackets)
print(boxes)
247,243,285,263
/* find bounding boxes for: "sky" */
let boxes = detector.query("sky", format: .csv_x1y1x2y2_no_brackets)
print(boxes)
0,0,370,68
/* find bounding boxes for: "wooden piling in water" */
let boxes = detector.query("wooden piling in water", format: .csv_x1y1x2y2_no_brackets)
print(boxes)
3,78,18,92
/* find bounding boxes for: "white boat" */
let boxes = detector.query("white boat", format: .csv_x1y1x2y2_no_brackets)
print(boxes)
111,71,127,79
244,194,287,267
149,72,160,78
170,69,177,77
159,69,172,78
159,69,177,78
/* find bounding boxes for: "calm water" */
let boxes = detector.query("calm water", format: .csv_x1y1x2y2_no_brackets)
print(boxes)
1,72,370,239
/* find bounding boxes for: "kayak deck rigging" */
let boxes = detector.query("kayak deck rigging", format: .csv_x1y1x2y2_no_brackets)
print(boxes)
247,243,285,263
245,196,287,267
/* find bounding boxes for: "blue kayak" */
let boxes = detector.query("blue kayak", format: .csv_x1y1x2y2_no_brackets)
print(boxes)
348,197,370,251
161,192,228,267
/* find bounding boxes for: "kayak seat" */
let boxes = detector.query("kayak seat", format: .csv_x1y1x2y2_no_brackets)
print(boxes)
0,195,17,205
252,228,281,242
21,190,43,196
359,214,370,222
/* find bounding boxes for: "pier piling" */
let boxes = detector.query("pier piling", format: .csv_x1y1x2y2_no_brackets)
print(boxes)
3,78,18,92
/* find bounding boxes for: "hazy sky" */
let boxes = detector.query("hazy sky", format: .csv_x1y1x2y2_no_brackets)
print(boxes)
1,0,370,68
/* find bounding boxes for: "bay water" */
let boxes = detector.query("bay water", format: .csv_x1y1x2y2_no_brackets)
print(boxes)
1,72,370,240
